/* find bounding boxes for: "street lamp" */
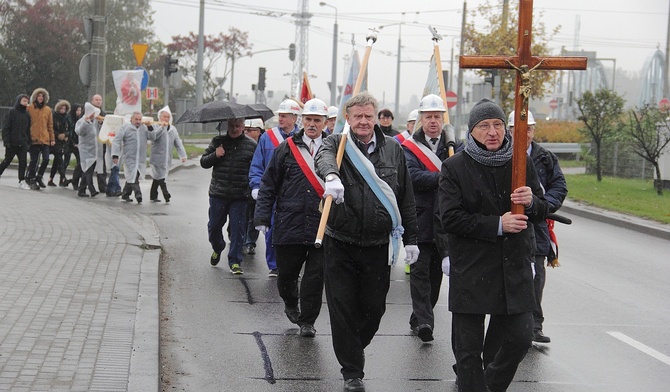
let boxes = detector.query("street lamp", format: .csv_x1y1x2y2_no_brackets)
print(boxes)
378,19,404,116
320,2,338,106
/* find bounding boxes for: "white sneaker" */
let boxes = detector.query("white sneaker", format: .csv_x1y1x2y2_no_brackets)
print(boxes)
19,180,30,190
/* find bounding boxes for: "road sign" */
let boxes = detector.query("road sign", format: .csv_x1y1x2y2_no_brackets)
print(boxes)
549,99,558,110
445,90,458,108
146,87,159,100
659,98,670,111
132,43,149,66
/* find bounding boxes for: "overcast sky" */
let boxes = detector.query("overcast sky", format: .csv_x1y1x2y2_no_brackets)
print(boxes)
151,0,667,109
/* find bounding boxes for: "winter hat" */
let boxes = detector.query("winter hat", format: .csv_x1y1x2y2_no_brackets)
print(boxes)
468,99,506,133
84,102,101,120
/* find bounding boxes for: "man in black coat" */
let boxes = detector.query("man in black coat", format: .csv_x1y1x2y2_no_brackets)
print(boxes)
200,117,257,274
254,98,329,338
0,94,31,189
438,99,548,392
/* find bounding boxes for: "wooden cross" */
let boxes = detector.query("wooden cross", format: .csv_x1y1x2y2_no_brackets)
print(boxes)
460,0,587,214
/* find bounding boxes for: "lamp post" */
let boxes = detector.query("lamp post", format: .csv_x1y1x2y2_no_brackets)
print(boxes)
320,2,338,106
378,19,404,116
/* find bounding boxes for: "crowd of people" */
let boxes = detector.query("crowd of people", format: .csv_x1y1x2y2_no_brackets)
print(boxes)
198,92,567,392
0,88,187,202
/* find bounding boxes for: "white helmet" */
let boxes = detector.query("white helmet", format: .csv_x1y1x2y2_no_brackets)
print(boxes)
302,98,329,116
244,118,264,129
507,110,536,127
407,109,419,122
418,94,447,112
327,106,338,119
277,99,301,115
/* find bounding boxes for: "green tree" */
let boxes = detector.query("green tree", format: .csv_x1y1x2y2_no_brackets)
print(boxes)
167,28,253,102
623,104,670,195
576,89,625,181
463,0,559,113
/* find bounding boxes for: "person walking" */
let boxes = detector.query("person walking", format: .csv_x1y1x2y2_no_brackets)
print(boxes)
65,103,83,190
74,102,101,197
47,99,71,187
0,94,31,189
149,106,187,203
254,98,329,338
438,99,548,392
26,87,54,190
242,118,264,255
314,92,419,392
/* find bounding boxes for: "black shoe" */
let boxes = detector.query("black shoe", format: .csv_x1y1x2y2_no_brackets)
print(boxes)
533,331,551,343
299,324,316,338
122,196,133,202
268,268,278,277
36,178,46,188
151,198,162,202
91,191,99,198
47,180,57,187
136,198,142,204
343,378,365,392
164,194,171,203
59,178,70,187
29,181,41,190
78,193,89,197
247,245,255,255
210,251,221,266
417,324,434,342
284,306,300,324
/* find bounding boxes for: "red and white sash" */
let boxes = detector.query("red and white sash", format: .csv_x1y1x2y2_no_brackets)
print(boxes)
267,127,284,148
402,138,442,173
287,137,324,198
394,130,410,144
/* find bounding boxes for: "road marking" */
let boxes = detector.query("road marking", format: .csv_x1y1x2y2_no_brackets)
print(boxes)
607,331,670,366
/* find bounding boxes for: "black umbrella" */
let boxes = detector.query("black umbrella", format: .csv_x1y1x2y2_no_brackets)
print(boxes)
175,100,261,124
247,103,274,121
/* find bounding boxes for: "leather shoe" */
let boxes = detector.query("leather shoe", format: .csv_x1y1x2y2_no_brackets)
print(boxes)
417,324,434,342
343,378,365,391
299,324,316,338
284,306,300,324
533,331,551,343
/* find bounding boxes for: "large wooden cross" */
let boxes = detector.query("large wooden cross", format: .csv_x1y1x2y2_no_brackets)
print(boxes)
460,0,587,214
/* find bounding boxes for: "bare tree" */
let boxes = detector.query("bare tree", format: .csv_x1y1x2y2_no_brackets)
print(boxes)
625,104,670,195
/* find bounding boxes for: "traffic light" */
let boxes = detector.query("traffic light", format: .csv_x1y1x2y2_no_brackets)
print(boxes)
484,69,497,87
258,67,266,91
164,54,178,77
288,44,296,61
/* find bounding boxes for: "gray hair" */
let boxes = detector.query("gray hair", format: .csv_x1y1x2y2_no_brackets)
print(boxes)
345,92,378,115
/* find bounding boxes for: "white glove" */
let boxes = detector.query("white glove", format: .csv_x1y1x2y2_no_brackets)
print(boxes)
255,225,269,234
251,188,259,200
404,245,420,265
323,177,345,204
531,262,536,279
442,257,450,276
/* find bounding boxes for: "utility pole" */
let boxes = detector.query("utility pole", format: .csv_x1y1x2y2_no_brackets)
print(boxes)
88,0,106,105
664,0,670,99
456,1,467,140
195,0,204,106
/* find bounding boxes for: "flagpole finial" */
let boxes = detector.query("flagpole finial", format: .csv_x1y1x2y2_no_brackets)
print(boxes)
428,25,442,42
366,30,378,44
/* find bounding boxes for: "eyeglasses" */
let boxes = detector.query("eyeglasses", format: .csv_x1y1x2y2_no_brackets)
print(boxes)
475,121,505,131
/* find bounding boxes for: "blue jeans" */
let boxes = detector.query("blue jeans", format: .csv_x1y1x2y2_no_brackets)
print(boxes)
208,197,247,266
107,165,121,194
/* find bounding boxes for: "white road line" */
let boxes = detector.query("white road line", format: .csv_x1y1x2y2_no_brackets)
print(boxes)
607,331,670,366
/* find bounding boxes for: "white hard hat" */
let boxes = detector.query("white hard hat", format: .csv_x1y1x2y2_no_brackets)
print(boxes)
418,94,447,112
277,99,301,115
407,109,419,122
302,98,329,116
507,110,536,127
327,106,338,119
245,118,264,129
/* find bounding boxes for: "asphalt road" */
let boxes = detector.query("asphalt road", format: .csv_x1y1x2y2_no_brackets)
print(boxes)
154,165,670,392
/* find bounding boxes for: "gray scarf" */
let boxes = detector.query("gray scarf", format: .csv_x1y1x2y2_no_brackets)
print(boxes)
464,131,513,167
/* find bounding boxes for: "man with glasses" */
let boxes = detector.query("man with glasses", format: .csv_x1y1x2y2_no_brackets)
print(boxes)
438,99,548,392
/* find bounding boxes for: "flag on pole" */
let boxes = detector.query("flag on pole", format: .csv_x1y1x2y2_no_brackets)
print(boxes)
422,54,440,98
300,71,313,104
334,50,361,134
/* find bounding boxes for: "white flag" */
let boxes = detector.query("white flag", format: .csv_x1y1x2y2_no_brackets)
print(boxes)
334,50,361,134
422,54,440,98
112,70,143,116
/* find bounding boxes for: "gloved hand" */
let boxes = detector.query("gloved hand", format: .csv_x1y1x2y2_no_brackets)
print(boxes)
531,262,536,279
323,177,345,204
442,257,450,276
255,225,269,234
404,245,420,265
251,188,259,200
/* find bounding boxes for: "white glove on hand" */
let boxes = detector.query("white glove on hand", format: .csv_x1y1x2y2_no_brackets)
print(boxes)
531,262,536,279
251,188,259,200
442,257,450,276
255,225,269,234
323,177,345,204
404,245,420,265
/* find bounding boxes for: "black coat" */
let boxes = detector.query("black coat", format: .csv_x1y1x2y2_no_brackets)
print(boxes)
314,125,418,247
254,130,327,245
52,112,70,154
200,133,257,200
438,150,548,315
2,95,31,148
402,128,452,243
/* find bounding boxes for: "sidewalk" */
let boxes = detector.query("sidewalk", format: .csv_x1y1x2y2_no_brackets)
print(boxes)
0,171,161,391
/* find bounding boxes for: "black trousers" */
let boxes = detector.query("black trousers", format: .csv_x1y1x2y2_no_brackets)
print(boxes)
49,148,65,180
69,149,82,188
0,145,27,182
78,163,97,195
27,144,49,180
323,236,390,380
409,243,443,329
122,171,142,200
275,244,324,326
452,312,533,392
533,255,547,332
150,178,169,200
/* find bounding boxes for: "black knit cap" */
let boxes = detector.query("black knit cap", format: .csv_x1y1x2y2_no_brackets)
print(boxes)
468,98,506,132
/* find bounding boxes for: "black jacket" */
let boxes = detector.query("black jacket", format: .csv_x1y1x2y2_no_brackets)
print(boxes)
315,125,417,247
52,112,70,154
2,94,31,148
200,133,257,200
438,150,548,314
254,130,327,245
379,124,399,137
